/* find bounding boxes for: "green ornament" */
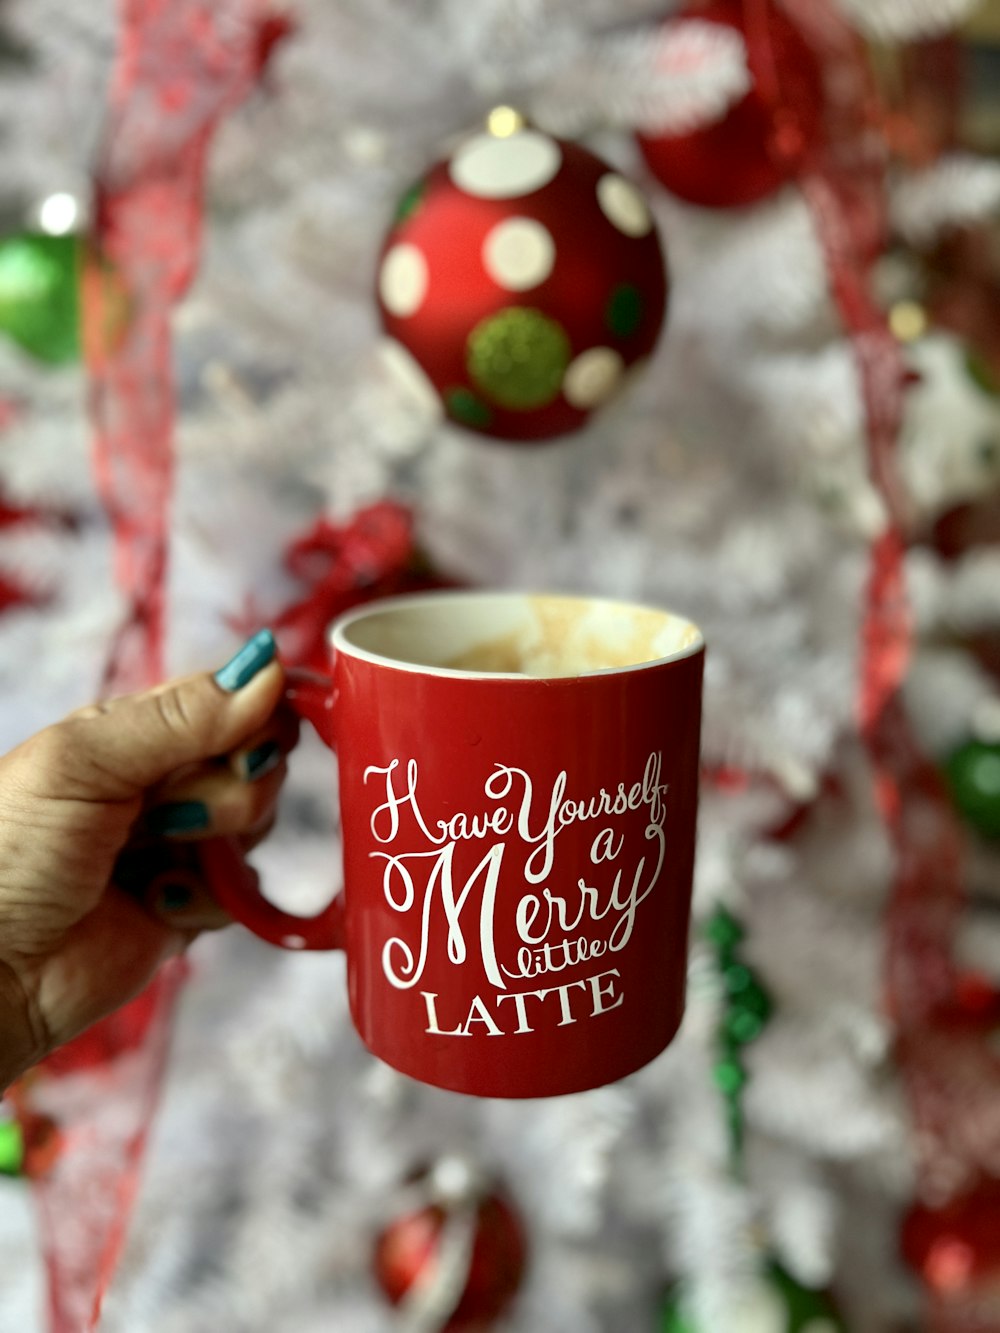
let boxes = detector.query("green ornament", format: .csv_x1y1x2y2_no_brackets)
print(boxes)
0,232,81,364
0,1118,24,1176
945,738,1000,840
605,283,643,339
466,306,570,411
446,386,494,430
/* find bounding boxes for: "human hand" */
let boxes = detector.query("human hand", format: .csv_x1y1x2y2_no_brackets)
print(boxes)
0,629,292,1092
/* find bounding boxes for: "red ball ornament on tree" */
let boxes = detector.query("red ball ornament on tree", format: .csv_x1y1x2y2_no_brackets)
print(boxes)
376,117,667,442
902,1178,1000,1315
636,0,824,209
374,1157,528,1330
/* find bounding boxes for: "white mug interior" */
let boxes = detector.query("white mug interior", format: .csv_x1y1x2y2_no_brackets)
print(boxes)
331,591,703,680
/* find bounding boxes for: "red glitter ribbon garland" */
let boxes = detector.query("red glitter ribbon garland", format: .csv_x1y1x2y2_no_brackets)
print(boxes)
12,5,282,1330
784,6,982,1328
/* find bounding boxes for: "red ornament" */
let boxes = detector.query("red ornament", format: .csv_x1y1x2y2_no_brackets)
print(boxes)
374,1158,528,1330
902,1179,1000,1307
636,0,824,209
377,123,667,442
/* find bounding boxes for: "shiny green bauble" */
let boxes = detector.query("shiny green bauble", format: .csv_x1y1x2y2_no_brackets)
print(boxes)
0,232,81,364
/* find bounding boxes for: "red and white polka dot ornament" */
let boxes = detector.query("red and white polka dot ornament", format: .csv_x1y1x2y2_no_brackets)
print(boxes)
636,0,825,210
376,111,668,443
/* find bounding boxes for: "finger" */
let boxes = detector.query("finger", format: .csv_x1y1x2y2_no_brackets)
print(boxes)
228,706,300,782
12,630,284,807
141,761,288,841
114,840,238,933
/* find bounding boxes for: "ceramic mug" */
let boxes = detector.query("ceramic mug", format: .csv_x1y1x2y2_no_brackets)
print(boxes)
207,590,704,1099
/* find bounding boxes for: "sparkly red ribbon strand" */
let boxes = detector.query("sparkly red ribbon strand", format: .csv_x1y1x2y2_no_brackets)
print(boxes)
12,5,279,1329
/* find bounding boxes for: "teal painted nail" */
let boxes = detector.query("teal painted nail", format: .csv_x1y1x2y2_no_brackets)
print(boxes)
214,629,277,692
241,739,282,782
146,800,210,836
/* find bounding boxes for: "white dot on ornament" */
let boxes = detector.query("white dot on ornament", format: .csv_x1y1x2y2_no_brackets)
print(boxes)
379,243,429,317
377,338,443,421
563,347,624,409
597,173,653,238
482,217,555,291
450,130,562,199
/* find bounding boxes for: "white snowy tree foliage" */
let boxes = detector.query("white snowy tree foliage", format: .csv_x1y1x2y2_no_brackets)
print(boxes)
1,1,999,1331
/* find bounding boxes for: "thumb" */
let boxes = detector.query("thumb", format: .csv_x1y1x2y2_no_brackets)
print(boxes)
33,630,284,803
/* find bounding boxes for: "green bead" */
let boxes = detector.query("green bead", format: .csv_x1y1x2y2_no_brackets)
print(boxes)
945,738,1000,840
713,1056,746,1095
724,962,756,996
0,1119,24,1176
466,306,570,410
445,386,494,430
605,283,643,339
726,1007,767,1045
0,232,81,363
705,907,745,953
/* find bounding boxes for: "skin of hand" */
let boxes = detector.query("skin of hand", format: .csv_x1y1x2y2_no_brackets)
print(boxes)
0,630,293,1093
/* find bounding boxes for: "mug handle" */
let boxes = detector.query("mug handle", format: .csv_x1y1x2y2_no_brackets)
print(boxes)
197,667,345,951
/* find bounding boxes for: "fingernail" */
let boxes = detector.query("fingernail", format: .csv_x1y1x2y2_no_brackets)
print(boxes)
239,739,282,782
214,629,277,692
146,800,211,836
156,882,194,912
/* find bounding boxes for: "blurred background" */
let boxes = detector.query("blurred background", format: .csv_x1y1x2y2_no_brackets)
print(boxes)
3,1,1000,1330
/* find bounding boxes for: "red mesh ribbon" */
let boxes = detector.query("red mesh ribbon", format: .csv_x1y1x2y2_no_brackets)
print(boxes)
788,7,981,1328
257,501,456,673
11,4,281,1330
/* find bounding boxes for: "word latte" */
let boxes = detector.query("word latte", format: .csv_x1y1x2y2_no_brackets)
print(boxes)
363,752,670,1036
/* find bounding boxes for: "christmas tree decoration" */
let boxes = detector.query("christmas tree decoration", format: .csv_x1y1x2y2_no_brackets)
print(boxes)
902,1179,1000,1306
707,905,773,1159
0,1109,62,1179
660,1263,845,1332
373,1157,528,1330
0,232,81,363
943,737,1000,839
636,0,825,209
0,230,129,366
376,120,667,441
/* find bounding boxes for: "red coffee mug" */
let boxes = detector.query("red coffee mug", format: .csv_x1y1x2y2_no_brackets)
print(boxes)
206,590,704,1099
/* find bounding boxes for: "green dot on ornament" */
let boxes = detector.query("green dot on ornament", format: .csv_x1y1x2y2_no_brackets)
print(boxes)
605,283,643,339
0,1119,24,1176
394,180,425,225
945,739,1000,840
466,307,570,411
446,387,494,430
0,232,81,364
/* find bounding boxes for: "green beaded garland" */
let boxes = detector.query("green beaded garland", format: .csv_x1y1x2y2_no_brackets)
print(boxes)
945,738,1000,840
0,232,82,364
466,306,570,410
0,1118,24,1176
